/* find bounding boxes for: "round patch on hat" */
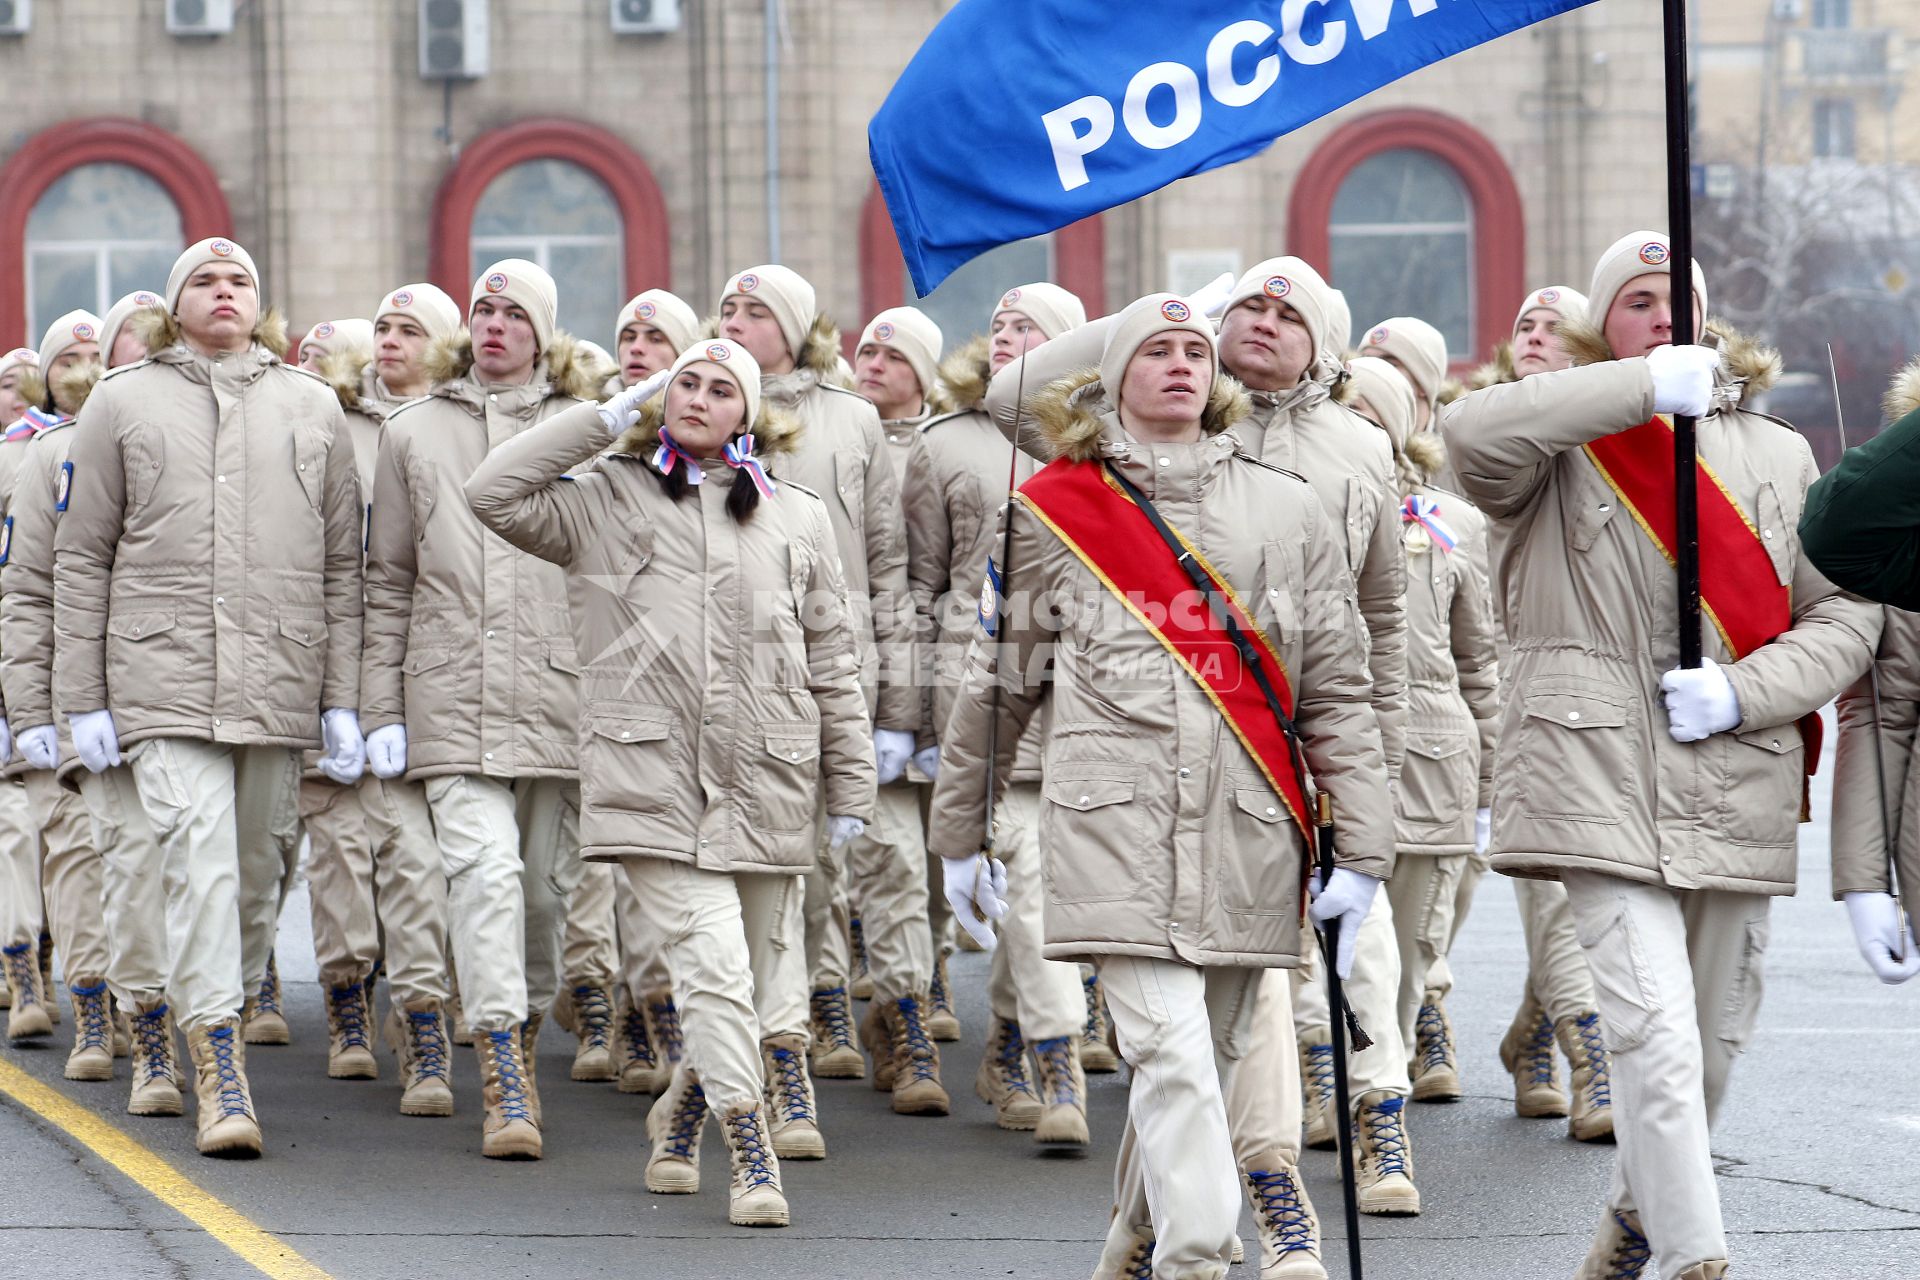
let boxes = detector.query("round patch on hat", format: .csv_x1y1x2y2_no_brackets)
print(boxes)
874,322,895,341
1638,242,1670,267
210,239,235,257
484,272,509,294
1369,325,1391,345
1537,288,1561,305
1160,299,1192,323
636,301,656,320
133,291,161,307
1264,276,1292,299
390,290,414,308
72,322,95,341
2,349,31,365
704,343,732,362
999,287,1023,309
313,322,334,340
736,273,760,293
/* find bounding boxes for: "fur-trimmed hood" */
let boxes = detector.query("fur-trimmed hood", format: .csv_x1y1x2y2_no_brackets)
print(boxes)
608,392,803,464
129,306,292,362
1884,357,1920,422
18,362,103,417
1403,430,1447,488
321,350,374,412
1557,316,1781,402
1026,367,1251,464
936,335,993,413
420,329,604,401
698,312,855,391
1469,343,1519,391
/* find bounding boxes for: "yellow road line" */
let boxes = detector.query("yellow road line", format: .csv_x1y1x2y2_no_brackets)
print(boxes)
0,1055,335,1280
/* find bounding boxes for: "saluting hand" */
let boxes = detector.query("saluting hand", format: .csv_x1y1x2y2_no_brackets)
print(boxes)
596,368,673,438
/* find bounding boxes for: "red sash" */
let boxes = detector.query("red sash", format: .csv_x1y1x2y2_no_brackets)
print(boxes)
1016,458,1311,840
1582,417,1824,813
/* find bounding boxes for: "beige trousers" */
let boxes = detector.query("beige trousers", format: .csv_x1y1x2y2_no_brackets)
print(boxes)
1562,870,1768,1280
423,775,580,1032
1102,955,1259,1280
1222,966,1303,1170
356,776,451,1006
0,779,39,947
802,802,853,993
1290,890,1411,1097
301,777,379,989
623,860,805,1111
562,859,620,987
1515,876,1597,1021
844,780,933,1002
614,870,671,1000
1386,852,1471,1053
917,777,954,956
1423,849,1489,999
79,765,169,1006
985,781,1086,1042
25,770,109,987
128,739,301,1031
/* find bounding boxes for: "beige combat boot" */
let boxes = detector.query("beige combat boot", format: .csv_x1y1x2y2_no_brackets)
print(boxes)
1244,1159,1326,1279
521,1010,546,1125
1353,1091,1419,1215
760,1033,826,1160
849,915,874,1001
1573,1208,1651,1279
1090,1213,1156,1280
1030,1035,1090,1146
808,986,865,1079
1556,1011,1615,1143
644,1065,709,1193
126,999,184,1117
1080,967,1120,1073
1498,991,1569,1118
642,986,685,1084
565,983,617,1082
186,1019,262,1158
1409,991,1462,1102
475,1028,541,1159
38,932,56,1025
614,988,665,1094
1298,1034,1338,1151
390,998,454,1117
974,1017,1044,1131
926,952,960,1041
862,995,949,1116
324,980,378,1080
1677,1264,1728,1280
3,941,52,1041
242,955,289,1046
719,1101,789,1227
63,978,115,1082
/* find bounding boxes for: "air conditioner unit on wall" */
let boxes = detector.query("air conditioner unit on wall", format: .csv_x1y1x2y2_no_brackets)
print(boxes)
420,0,489,80
611,0,681,35
166,0,234,37
0,0,31,38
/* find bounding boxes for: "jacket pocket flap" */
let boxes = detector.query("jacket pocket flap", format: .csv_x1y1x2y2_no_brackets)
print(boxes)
1406,731,1469,760
1521,691,1629,730
1044,775,1138,811
107,611,176,641
402,647,449,676
1735,724,1801,754
277,615,325,647
547,644,581,675
1233,786,1290,824
589,712,672,744
763,724,821,762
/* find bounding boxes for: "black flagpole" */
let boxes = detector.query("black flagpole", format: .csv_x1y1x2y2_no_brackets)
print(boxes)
1664,0,1703,669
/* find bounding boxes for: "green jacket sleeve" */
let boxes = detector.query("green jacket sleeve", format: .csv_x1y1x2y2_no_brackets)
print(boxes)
1801,406,1920,610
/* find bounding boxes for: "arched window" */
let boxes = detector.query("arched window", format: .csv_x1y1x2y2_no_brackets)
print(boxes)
470,159,623,344
1328,150,1474,359
26,164,185,343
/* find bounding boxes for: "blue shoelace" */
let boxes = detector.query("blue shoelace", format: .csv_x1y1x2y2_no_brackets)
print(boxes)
70,981,112,1053
1305,1042,1337,1108
994,1020,1039,1099
1572,1013,1612,1110
408,1010,449,1081
811,987,856,1051
3,943,40,1010
485,1029,533,1124
1031,1036,1078,1106
1360,1095,1411,1178
255,958,283,1018
1415,1000,1454,1073
767,1046,813,1123
1604,1211,1651,1278
726,1108,779,1190
663,1078,709,1158
572,986,614,1052
895,997,938,1083
649,996,685,1062
327,984,373,1051
1522,1010,1558,1085
132,1003,173,1084
621,1003,657,1069
1247,1168,1316,1254
205,1026,251,1119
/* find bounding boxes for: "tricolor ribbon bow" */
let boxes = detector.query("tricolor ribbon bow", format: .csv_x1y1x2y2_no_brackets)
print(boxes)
723,433,777,497
1401,494,1458,552
5,407,63,441
652,426,704,485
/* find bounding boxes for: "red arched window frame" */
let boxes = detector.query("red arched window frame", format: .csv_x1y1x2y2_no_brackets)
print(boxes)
1286,109,1524,371
430,118,671,307
860,182,1106,336
0,119,232,350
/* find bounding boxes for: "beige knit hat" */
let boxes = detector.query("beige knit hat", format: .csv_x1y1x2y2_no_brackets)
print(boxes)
1586,231,1710,330
165,237,259,313
665,338,763,433
1224,257,1341,381
1325,287,1353,368
1100,293,1217,409
858,306,944,399
0,348,36,386
1361,316,1448,408
615,289,699,359
98,290,166,366
37,310,103,372
1512,284,1589,338
993,282,1087,341
1346,355,1417,457
721,265,816,363
376,283,462,345
471,259,559,353
300,318,374,366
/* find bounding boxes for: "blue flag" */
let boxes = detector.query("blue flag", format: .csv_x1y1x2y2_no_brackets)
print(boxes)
870,0,1597,295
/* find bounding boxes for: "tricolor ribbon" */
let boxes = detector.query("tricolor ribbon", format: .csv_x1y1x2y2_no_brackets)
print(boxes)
1401,494,1458,552
723,433,777,497
4,407,62,441
652,426,704,485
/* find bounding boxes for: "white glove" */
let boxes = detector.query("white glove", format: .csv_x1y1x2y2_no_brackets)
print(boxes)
912,745,940,781
69,709,121,774
1843,892,1920,985
1474,807,1492,856
1659,659,1742,742
596,368,673,437
318,708,366,786
1646,343,1719,418
873,728,915,786
827,814,865,850
1189,271,1237,320
1308,868,1382,980
17,724,56,772
366,724,408,779
942,854,1009,950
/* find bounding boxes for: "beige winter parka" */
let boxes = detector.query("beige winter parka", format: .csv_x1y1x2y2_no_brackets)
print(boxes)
463,397,875,870
927,371,1394,967
360,333,598,781
1442,323,1880,894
